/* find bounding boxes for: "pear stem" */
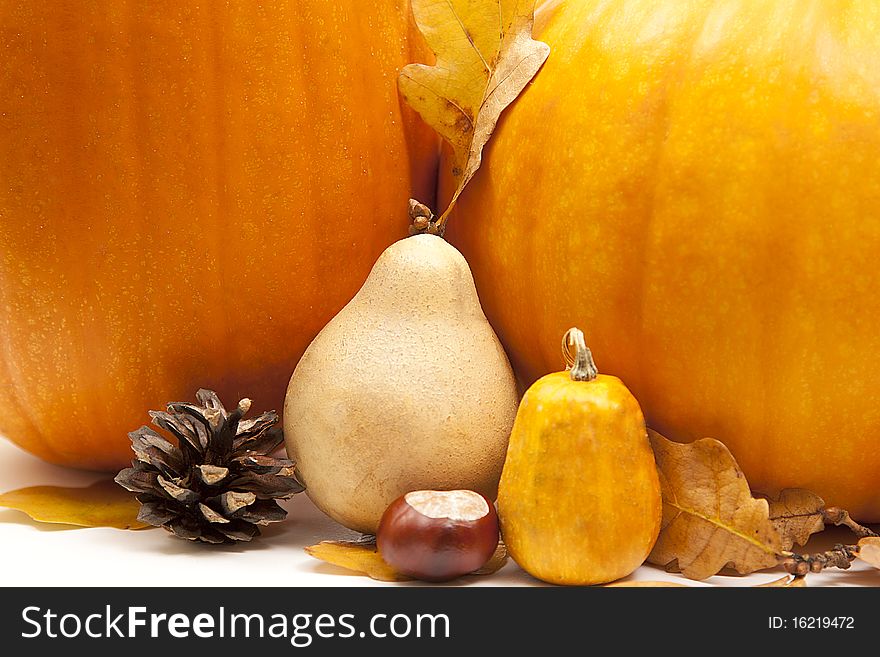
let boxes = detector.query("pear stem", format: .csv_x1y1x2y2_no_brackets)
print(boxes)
562,328,598,382
407,198,445,237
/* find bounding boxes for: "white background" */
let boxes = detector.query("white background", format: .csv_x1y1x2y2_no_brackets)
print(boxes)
0,436,876,587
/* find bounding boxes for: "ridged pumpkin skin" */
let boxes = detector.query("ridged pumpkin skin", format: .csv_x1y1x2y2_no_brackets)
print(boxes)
0,1,436,470
447,0,880,519
498,371,661,585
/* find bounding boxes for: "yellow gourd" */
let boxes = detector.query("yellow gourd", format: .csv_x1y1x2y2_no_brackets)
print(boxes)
498,328,661,585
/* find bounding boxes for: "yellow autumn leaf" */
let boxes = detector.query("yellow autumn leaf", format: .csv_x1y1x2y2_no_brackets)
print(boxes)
305,539,508,582
0,478,149,530
305,540,408,582
399,0,549,230
647,430,782,580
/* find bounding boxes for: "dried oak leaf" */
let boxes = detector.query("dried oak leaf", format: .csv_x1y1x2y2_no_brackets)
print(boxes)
305,539,508,582
648,430,782,580
765,488,826,550
399,0,549,224
857,537,880,569
756,575,807,587
0,479,149,530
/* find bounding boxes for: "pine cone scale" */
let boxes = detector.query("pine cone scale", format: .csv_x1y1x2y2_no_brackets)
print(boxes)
149,410,204,456
218,524,259,542
137,500,177,526
131,443,183,477
116,466,160,494
233,500,287,525
229,472,305,498
157,475,200,504
196,464,230,486
198,503,231,524
216,491,256,515
233,454,291,475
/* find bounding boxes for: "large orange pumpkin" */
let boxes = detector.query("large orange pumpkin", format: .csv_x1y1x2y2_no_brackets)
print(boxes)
446,0,880,519
0,1,436,470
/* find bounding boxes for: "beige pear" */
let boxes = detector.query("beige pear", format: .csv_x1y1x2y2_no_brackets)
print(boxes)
284,234,519,534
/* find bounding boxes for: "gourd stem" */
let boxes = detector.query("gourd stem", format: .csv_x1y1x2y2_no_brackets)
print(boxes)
562,328,598,382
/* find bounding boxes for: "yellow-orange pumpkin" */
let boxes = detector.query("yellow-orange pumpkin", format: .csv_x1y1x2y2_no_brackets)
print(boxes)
0,1,436,470
446,0,880,519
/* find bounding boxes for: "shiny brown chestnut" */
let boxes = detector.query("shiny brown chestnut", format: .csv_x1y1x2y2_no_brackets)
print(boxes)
377,489,500,582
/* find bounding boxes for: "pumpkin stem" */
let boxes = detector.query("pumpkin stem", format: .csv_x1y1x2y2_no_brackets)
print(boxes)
562,328,598,382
